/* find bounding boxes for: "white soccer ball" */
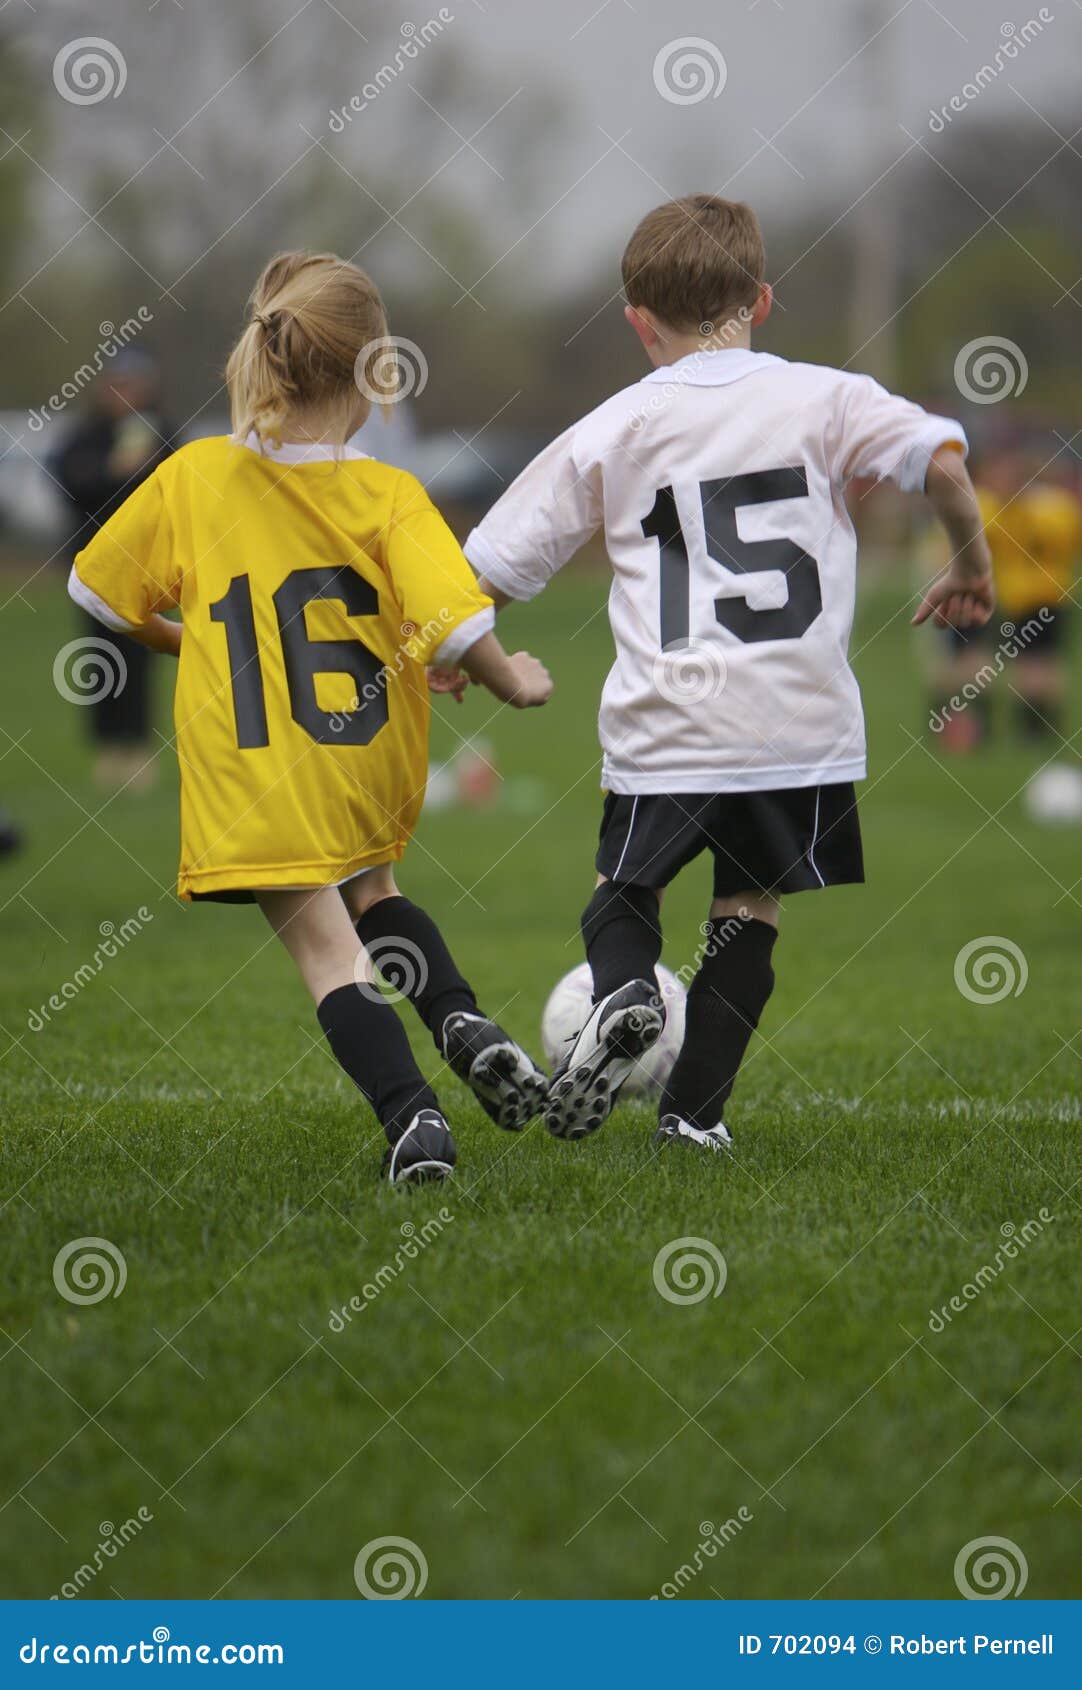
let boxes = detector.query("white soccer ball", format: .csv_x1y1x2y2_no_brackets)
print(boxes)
541,963,687,1096
1024,764,1082,825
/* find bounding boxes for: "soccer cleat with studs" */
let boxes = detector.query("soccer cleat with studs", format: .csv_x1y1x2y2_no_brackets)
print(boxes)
382,1108,457,1185
441,1011,549,1132
652,1114,734,1156
544,978,665,1142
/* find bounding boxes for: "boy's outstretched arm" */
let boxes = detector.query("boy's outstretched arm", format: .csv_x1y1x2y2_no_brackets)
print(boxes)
912,446,995,629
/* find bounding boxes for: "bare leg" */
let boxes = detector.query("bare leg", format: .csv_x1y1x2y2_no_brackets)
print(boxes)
256,884,449,1175
257,885,371,1004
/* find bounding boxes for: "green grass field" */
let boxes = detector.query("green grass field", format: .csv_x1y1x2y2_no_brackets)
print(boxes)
0,564,1077,1601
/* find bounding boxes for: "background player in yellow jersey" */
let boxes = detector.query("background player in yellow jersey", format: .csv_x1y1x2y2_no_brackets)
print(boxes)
979,449,1080,740
931,446,1080,750
68,251,552,1184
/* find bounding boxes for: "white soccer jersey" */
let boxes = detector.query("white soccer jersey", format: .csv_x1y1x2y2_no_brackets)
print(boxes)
464,349,966,793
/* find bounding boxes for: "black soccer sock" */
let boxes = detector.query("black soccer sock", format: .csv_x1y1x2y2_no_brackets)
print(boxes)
581,880,663,1002
353,894,477,1047
317,983,439,1141
662,917,778,1131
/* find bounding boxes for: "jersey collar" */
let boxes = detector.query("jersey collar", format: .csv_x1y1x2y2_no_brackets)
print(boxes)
235,430,369,463
642,348,783,388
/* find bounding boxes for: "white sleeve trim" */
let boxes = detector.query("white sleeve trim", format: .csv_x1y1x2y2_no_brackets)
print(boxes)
463,530,546,603
67,564,138,632
430,605,495,668
897,421,968,495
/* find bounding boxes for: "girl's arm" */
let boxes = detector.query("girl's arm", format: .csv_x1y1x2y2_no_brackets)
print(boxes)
125,614,182,657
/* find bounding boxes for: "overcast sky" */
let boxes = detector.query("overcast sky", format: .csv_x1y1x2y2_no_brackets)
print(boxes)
445,0,1078,281
27,0,1080,304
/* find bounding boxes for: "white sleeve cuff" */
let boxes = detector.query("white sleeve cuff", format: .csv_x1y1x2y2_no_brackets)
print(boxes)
897,422,968,495
67,564,137,632
430,605,496,668
463,530,547,603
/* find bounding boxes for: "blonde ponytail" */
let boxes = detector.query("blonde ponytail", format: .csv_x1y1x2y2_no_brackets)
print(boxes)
225,251,397,447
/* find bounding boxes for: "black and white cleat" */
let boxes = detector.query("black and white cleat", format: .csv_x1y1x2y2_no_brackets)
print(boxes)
652,1114,734,1157
382,1109,457,1185
441,1011,549,1132
544,978,665,1142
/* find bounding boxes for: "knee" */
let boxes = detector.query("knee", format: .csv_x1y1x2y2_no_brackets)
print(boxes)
346,867,400,918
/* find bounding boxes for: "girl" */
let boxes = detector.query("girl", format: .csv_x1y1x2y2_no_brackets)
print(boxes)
68,251,552,1184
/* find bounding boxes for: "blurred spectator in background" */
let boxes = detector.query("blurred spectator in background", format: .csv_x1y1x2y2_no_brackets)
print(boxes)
51,350,175,791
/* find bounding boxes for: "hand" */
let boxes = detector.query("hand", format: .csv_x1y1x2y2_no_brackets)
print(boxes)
506,650,553,708
912,569,995,631
427,664,470,704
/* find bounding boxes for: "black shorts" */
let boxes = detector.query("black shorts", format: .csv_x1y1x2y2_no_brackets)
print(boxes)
595,783,865,898
946,608,1065,655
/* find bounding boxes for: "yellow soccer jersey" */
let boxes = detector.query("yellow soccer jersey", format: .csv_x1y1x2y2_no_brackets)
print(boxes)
978,484,1082,618
70,435,494,900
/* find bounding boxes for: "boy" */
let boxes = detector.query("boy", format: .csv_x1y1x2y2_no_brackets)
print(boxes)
463,195,994,1155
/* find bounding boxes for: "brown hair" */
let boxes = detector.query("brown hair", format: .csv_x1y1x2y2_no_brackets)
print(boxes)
226,251,395,446
621,195,766,332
